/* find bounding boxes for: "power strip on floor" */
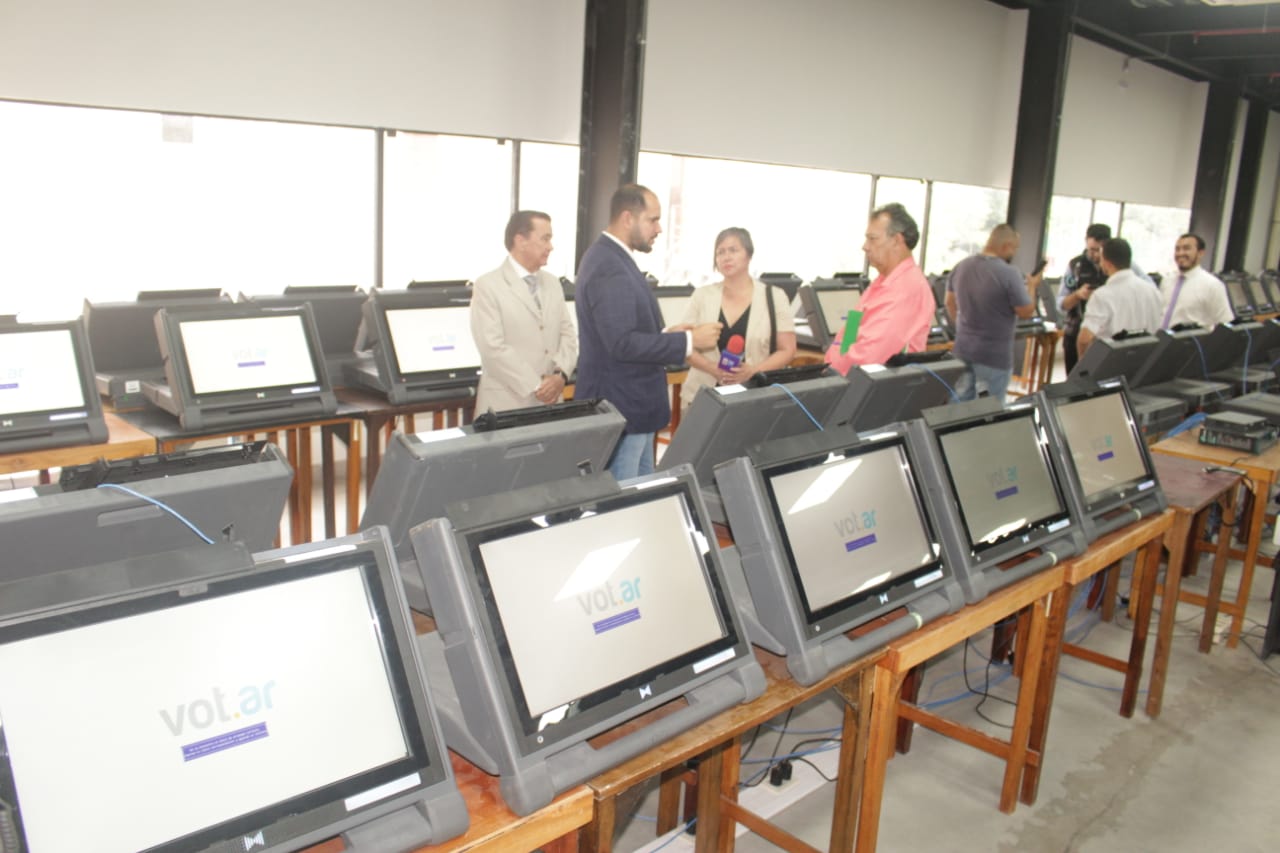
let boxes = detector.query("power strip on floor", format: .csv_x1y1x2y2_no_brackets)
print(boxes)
632,744,842,853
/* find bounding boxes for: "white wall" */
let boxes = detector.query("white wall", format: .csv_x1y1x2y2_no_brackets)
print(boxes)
0,0,584,143
1055,37,1206,209
642,0,1027,188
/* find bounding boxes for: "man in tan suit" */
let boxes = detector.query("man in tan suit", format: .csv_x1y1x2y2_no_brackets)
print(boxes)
470,210,578,414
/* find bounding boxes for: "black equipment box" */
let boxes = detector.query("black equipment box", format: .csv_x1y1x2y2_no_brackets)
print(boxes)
1199,410,1278,454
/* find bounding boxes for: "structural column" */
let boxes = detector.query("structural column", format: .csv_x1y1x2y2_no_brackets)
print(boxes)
1190,80,1243,269
1222,98,1269,271
575,0,648,269
1007,0,1076,273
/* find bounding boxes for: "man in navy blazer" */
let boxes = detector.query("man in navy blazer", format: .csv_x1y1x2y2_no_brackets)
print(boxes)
575,184,721,480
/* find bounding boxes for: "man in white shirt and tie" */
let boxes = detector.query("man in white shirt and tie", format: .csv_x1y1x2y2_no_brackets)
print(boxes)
1159,232,1234,330
1077,238,1164,359
469,210,578,414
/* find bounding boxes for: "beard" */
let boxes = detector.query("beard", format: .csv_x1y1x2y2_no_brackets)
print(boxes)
629,223,654,253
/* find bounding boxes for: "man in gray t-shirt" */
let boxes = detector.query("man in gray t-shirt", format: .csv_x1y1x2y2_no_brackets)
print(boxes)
944,224,1040,404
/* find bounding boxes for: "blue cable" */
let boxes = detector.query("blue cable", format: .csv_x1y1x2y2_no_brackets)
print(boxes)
1163,411,1206,439
96,483,215,544
908,363,960,402
919,671,1015,710
740,742,841,765
738,742,841,787
649,817,696,852
919,589,1091,709
1191,336,1226,400
773,382,822,430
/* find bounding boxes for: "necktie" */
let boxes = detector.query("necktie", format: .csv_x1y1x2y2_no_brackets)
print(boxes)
524,274,541,310
1161,273,1185,330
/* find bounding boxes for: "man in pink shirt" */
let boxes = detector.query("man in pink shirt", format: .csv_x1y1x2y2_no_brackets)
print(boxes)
825,203,936,374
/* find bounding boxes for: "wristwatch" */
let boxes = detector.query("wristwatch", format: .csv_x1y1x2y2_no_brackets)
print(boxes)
552,367,568,381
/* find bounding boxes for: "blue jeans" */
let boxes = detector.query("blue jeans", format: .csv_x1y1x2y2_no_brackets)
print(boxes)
956,361,1013,404
608,432,655,482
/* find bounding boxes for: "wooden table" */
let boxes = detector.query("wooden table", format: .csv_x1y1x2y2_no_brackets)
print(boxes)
1151,426,1280,648
1011,327,1062,397
856,564,1064,853
1018,511,1173,805
117,408,362,545
584,646,882,853
0,412,154,476
303,752,591,853
1148,454,1242,715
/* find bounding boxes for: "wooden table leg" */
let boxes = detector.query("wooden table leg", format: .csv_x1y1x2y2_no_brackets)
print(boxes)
1101,562,1121,623
1041,337,1058,387
1120,537,1162,718
1001,595,1047,813
855,664,907,853
830,669,871,853
656,765,686,834
1012,608,1030,680
346,421,362,534
1226,482,1259,649
1148,510,1193,717
894,664,924,753
297,426,313,544
1020,584,1071,806
715,736,741,851
1198,484,1239,650
278,429,302,543
693,740,728,851
583,793,616,853
321,424,336,540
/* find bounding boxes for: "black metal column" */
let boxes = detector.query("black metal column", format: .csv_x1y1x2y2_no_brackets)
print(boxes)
1223,99,1269,272
575,0,648,269
1007,0,1075,273
1190,80,1243,269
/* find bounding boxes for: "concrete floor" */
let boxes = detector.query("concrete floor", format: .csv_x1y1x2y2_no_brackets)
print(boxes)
609,552,1280,852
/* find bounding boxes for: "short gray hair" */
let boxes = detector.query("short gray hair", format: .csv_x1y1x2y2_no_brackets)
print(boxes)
872,203,920,250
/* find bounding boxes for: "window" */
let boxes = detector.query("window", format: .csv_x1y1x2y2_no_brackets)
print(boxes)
1092,199,1122,235
1044,195,1093,277
517,142,580,281
923,182,1010,274
382,131,513,286
638,153,872,284
0,100,375,319
1120,203,1189,277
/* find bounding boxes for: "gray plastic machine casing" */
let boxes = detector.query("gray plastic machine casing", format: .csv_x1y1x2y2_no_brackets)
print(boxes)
907,397,1087,605
714,425,966,686
409,467,766,817
0,442,293,585
0,529,468,853
360,400,625,613
1036,377,1168,544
